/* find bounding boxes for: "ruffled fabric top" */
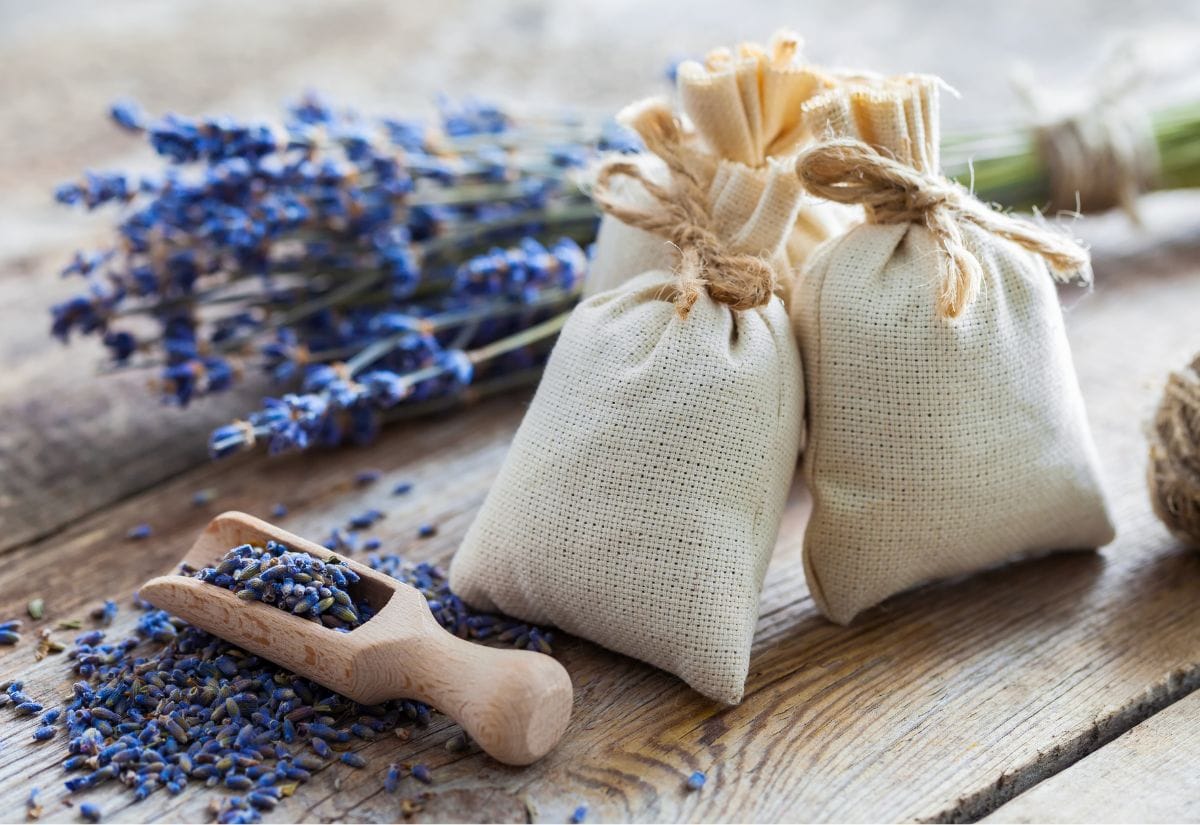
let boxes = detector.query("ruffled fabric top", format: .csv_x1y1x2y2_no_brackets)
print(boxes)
801,73,943,174
677,30,835,166
584,30,860,300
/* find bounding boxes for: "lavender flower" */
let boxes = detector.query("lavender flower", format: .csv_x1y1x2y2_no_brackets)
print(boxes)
50,92,603,446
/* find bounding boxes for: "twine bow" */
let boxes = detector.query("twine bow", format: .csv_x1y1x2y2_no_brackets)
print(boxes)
795,138,1091,319
591,102,776,318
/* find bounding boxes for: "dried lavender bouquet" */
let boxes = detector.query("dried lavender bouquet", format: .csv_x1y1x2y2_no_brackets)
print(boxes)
49,94,627,457
942,98,1200,218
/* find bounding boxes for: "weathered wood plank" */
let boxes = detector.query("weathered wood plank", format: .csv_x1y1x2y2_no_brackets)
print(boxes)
1,221,1199,822
981,689,1200,823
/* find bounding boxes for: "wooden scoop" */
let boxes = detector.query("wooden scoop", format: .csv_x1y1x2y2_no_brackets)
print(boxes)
138,511,573,766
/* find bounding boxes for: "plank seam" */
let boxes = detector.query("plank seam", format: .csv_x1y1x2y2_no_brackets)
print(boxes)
924,667,1200,823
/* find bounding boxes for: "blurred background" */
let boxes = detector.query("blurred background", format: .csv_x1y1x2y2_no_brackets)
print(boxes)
4,0,1200,257
2,0,1199,542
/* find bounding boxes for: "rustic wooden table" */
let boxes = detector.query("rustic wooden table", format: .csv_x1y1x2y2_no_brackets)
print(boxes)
2,1,1199,822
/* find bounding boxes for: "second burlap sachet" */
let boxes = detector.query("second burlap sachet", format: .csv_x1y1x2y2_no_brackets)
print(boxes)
792,76,1116,625
450,100,804,704
585,30,857,300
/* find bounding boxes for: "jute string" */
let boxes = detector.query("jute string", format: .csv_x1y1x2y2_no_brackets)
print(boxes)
1014,60,1158,223
795,138,1091,319
591,102,776,318
1148,356,1200,548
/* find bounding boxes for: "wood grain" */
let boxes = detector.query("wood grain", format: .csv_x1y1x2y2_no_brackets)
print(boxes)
981,690,1200,823
1,224,1199,821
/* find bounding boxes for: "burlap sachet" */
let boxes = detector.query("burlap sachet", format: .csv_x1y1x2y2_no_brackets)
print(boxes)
449,100,804,704
791,75,1116,625
585,30,857,301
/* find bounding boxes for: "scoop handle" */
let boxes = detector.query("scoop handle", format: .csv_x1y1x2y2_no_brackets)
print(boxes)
385,631,573,765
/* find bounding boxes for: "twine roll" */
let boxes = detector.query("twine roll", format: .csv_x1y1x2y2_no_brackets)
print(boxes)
591,101,776,318
1035,104,1158,221
1014,58,1159,222
1148,356,1200,548
795,138,1091,319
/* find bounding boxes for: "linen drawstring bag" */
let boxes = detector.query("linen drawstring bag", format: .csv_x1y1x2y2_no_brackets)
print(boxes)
585,30,857,300
449,100,805,704
791,76,1116,625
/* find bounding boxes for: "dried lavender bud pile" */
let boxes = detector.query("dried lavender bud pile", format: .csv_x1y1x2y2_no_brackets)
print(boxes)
192,541,371,631
367,553,553,654
0,550,554,824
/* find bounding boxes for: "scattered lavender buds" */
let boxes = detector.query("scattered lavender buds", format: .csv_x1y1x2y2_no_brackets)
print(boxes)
192,542,371,631
0,619,20,645
340,752,367,768
686,771,707,791
384,763,403,793
0,536,553,823
348,508,384,530
322,528,358,554
366,553,553,653
26,787,42,820
90,600,118,626
354,469,382,487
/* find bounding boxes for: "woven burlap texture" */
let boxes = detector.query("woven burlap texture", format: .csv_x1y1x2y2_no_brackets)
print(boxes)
449,273,802,704
792,76,1116,625
449,101,804,704
585,30,857,300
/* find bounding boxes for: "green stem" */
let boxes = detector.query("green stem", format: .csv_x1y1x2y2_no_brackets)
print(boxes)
466,311,568,365
943,100,1200,212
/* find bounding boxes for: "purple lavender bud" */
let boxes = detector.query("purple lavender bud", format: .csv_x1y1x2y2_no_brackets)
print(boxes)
109,99,145,131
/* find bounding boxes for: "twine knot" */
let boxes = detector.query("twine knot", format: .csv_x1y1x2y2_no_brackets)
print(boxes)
1149,356,1200,548
591,101,776,318
795,138,1092,319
